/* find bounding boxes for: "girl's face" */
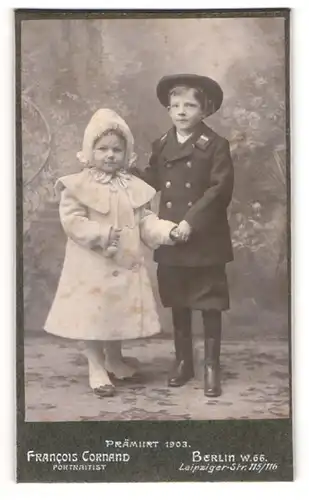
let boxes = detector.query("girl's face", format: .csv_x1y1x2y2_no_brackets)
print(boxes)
168,88,206,134
92,132,126,174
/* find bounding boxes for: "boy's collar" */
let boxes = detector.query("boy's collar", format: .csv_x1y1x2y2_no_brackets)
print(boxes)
176,130,193,143
162,122,213,161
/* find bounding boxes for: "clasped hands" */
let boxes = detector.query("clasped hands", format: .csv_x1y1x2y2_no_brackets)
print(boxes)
109,221,192,248
107,221,192,253
170,220,192,243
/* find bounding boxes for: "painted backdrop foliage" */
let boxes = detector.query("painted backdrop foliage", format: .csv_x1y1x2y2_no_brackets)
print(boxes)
21,17,288,336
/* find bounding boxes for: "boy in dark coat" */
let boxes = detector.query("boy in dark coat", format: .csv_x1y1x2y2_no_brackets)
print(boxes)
140,74,234,397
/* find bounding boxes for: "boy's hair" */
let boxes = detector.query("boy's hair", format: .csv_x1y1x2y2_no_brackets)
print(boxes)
168,85,214,113
93,128,126,149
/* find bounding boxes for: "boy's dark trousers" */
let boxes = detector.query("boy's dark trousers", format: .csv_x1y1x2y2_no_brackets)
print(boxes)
168,307,222,397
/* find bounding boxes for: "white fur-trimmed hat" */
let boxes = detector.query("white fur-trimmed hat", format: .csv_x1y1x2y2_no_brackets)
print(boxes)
77,108,136,167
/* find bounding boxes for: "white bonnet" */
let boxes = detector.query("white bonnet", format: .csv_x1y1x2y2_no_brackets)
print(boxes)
77,108,136,167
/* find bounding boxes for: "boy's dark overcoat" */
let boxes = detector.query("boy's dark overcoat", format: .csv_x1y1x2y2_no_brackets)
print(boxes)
141,121,234,267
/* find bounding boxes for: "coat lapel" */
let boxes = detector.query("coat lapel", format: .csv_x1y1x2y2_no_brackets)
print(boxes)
162,123,213,163
162,128,193,162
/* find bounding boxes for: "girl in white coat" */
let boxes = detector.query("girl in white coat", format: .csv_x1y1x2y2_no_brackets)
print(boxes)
44,109,178,397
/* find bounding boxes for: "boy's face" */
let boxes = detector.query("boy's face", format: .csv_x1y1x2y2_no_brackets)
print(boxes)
168,88,206,134
92,132,126,174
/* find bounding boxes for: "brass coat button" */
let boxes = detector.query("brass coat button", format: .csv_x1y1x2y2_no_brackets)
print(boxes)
188,201,193,207
166,201,172,208
186,161,192,168
185,182,191,188
165,181,171,188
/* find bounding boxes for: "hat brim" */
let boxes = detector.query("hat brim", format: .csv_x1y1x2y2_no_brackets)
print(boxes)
156,74,223,115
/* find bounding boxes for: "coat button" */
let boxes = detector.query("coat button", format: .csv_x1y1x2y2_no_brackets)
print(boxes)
165,181,171,188
185,182,191,188
112,270,119,277
188,201,193,207
186,161,192,168
166,162,171,168
166,201,172,208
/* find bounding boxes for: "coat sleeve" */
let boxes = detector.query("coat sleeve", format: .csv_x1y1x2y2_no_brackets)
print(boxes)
139,208,177,249
184,138,234,232
59,188,112,249
133,141,160,191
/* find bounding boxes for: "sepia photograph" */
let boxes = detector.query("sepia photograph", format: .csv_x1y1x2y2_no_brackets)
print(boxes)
16,8,292,482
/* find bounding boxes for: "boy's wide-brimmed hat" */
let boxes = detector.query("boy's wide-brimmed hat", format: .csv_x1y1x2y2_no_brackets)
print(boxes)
156,74,224,115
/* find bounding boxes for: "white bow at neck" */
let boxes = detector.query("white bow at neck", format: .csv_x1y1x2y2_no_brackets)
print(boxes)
87,167,132,191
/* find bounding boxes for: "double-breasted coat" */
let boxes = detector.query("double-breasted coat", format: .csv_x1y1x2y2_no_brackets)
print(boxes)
141,121,234,267
137,121,234,310
44,169,176,341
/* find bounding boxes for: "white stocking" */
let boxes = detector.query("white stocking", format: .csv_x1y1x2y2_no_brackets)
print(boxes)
84,340,113,389
104,340,137,379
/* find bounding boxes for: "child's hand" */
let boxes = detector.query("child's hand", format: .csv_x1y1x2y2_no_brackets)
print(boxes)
104,228,122,257
109,227,121,244
170,226,181,241
177,220,192,242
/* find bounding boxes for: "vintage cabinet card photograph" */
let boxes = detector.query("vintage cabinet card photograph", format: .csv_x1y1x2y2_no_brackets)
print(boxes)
15,8,292,482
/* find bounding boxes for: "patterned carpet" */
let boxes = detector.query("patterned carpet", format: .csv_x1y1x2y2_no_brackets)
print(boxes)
24,334,290,421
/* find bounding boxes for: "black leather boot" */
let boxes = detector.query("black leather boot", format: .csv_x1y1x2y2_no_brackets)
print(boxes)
168,308,194,387
202,311,222,397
